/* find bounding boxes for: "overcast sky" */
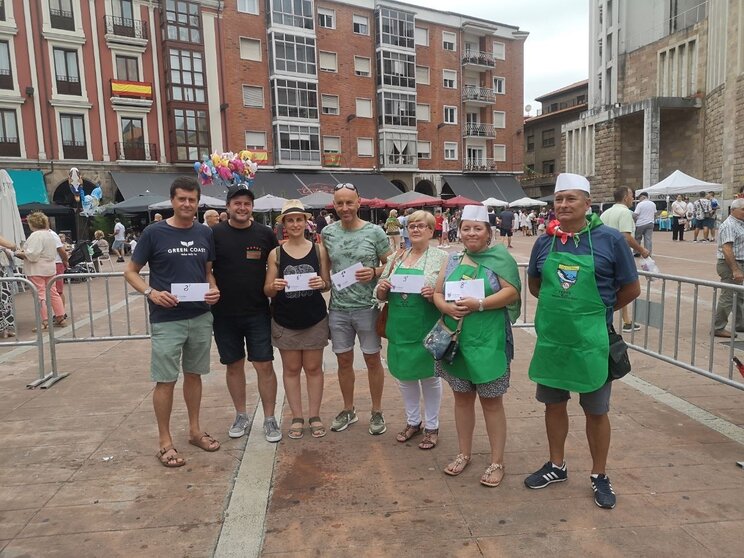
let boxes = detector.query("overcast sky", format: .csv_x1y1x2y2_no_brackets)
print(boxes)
403,0,589,115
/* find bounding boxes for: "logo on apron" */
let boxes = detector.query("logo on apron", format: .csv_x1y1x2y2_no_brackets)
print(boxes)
556,264,579,290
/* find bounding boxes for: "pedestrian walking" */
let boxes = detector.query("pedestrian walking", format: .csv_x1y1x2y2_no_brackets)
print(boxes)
713,198,744,338
633,192,656,254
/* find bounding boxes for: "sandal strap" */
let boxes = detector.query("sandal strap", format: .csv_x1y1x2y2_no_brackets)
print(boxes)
423,428,439,434
291,418,305,425
484,463,504,474
308,416,321,423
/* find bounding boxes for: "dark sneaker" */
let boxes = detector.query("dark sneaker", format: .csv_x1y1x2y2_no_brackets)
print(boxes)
369,411,386,435
330,408,358,432
524,461,568,489
622,322,642,332
591,474,616,509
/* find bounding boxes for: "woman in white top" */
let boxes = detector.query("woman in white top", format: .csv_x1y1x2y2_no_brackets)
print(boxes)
14,212,67,330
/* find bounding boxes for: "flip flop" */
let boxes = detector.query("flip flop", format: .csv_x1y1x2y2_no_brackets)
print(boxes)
444,453,471,476
189,432,220,452
157,446,185,468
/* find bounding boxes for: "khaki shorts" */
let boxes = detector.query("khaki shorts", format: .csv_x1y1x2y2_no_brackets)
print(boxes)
271,315,329,351
150,312,213,383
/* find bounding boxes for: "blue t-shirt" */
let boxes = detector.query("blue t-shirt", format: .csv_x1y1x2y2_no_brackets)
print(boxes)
133,220,215,323
527,224,638,323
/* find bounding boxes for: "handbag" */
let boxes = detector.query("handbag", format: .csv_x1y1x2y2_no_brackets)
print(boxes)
607,326,631,381
423,318,462,364
375,249,408,339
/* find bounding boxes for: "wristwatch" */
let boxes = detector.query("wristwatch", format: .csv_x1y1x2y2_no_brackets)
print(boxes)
478,298,484,312
143,288,153,299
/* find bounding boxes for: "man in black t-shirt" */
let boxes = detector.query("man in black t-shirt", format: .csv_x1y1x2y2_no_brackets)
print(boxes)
125,177,221,468
212,186,282,442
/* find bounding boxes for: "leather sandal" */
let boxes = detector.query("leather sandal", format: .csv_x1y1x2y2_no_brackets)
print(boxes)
480,463,505,487
444,453,471,476
308,416,326,438
288,418,304,439
418,428,438,450
395,422,422,443
188,432,220,452
157,446,185,468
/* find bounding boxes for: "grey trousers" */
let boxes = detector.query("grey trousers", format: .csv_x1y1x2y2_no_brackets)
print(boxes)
714,260,744,331
634,223,654,254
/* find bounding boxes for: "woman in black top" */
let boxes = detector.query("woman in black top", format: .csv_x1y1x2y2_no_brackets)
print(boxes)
265,200,332,439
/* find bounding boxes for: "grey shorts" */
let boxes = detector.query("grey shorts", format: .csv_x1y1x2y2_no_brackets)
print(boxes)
536,381,612,415
328,307,381,354
150,312,213,383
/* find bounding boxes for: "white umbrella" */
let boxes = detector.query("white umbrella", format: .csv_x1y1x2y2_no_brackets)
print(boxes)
148,194,226,210
253,194,287,212
635,170,722,196
509,196,548,208
0,170,26,246
482,196,509,207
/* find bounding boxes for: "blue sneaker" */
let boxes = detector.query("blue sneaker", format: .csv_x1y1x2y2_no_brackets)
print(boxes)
524,461,568,489
591,474,616,509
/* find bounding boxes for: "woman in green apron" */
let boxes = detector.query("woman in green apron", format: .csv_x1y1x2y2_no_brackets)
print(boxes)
432,205,521,487
376,211,448,450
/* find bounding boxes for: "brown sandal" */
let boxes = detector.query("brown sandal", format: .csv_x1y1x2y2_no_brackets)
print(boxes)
188,432,220,452
157,446,185,468
444,453,471,476
32,321,48,333
396,422,422,443
308,416,326,438
418,428,438,450
480,463,505,487
288,418,304,439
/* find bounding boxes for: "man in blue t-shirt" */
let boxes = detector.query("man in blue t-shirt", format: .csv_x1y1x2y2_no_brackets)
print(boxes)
125,177,221,469
524,173,640,510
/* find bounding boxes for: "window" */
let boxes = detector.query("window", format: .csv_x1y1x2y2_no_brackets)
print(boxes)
53,48,81,95
168,48,205,102
380,132,416,166
60,113,86,159
442,31,456,51
493,111,506,128
115,55,139,81
242,85,263,107
378,7,414,49
0,109,19,156
113,0,134,21
493,76,505,94
272,0,313,30
119,117,148,160
0,41,12,89
526,163,535,173
50,0,75,31
317,7,334,28
443,105,457,124
493,41,505,60
416,103,430,121
444,142,457,160
356,98,372,118
526,134,534,151
542,129,555,148
319,51,337,72
415,27,428,46
321,94,339,115
276,123,320,162
237,0,258,14
416,65,429,84
493,144,506,162
378,91,416,127
121,116,143,144
443,69,457,89
273,79,318,119
0,0,5,21
542,159,555,174
357,137,373,157
173,108,210,161
165,0,201,43
272,32,316,75
378,50,415,88
354,56,371,77
245,131,266,150
323,136,340,152
417,141,431,159
353,15,368,35
239,38,261,61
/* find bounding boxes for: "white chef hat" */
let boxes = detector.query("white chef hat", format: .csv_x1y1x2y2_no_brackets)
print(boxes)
555,173,590,194
460,205,489,222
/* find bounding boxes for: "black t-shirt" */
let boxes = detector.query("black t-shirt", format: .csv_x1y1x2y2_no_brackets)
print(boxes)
499,210,514,229
272,244,327,329
132,220,215,323
211,220,278,316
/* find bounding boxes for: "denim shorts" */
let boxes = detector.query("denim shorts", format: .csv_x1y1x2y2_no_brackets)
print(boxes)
150,312,213,383
328,307,381,354
536,381,612,415
213,311,273,364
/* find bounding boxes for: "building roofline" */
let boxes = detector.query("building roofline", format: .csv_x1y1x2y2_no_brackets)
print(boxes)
524,103,588,124
534,79,589,102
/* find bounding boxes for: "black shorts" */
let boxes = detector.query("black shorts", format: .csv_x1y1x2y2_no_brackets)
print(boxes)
499,228,513,237
213,312,273,364
433,230,442,238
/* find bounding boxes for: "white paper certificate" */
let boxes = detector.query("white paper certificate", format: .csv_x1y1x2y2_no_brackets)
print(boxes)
284,272,316,292
331,262,363,291
444,278,485,302
390,274,426,294
171,282,210,302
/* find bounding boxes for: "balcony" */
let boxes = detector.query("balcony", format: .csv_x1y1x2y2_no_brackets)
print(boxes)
103,15,148,41
381,153,417,168
62,141,87,159
464,158,498,172
50,8,75,31
519,172,558,189
463,122,496,138
462,50,494,69
114,141,157,162
56,75,81,96
0,137,20,157
462,85,495,105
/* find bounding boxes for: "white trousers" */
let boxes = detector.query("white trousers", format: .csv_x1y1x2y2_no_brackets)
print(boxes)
397,376,442,430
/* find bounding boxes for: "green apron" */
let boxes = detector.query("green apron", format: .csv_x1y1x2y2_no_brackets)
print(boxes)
442,262,508,383
386,263,439,380
528,232,609,393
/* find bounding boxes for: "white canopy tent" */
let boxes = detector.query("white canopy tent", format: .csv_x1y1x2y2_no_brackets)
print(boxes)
253,194,287,212
509,196,548,208
636,170,723,196
0,170,25,246
482,196,509,207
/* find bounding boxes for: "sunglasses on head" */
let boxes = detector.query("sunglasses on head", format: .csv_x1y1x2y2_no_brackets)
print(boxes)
334,183,357,191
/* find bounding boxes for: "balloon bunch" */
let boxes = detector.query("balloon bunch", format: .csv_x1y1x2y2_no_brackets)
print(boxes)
193,151,258,188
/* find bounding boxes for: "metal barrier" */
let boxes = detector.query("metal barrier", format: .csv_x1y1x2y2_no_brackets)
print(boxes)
0,276,51,388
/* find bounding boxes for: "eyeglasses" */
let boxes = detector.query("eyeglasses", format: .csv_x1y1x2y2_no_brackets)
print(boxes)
334,183,357,191
407,223,430,231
